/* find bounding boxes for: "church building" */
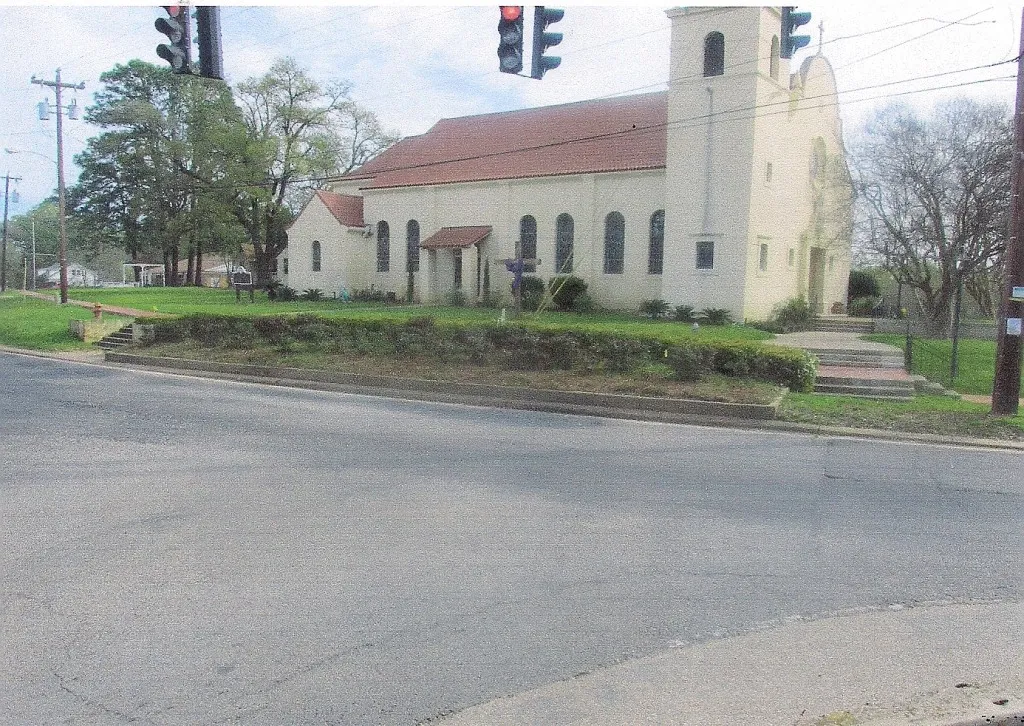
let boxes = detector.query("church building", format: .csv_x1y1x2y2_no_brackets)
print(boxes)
280,6,852,321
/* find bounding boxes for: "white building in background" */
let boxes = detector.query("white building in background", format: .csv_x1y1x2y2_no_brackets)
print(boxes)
37,262,99,287
280,6,851,321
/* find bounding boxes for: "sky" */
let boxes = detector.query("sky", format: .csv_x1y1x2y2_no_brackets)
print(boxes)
1,2,1022,216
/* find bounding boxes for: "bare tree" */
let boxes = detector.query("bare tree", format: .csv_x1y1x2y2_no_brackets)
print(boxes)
850,98,1012,333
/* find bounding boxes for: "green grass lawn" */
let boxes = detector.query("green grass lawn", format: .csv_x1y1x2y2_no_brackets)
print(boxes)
780,392,1024,440
0,295,132,350
34,286,772,343
865,334,1021,396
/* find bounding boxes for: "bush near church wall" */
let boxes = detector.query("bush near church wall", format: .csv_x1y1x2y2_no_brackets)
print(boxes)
148,314,816,392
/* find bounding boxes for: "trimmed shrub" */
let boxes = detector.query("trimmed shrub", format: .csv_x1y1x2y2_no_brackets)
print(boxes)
673,305,697,323
848,295,880,317
639,299,671,319
701,308,733,325
519,276,545,310
549,276,588,311
571,292,597,315
301,288,324,301
145,313,816,391
445,289,468,307
848,269,880,300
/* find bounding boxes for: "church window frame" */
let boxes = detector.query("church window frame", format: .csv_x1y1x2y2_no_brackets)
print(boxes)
703,31,725,77
603,212,625,275
377,221,390,273
696,239,715,270
406,220,420,273
648,210,664,275
311,240,321,272
520,215,537,273
555,213,574,273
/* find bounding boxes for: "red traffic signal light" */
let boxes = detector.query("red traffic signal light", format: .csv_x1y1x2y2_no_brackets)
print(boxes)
498,6,524,74
500,6,521,22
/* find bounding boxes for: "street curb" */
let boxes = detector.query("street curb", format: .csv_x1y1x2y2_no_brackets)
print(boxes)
103,351,780,421
2,345,1020,450
96,351,1024,451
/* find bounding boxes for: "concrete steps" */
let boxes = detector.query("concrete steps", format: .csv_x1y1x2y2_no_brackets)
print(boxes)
812,316,875,334
96,325,134,350
804,348,905,369
814,370,915,401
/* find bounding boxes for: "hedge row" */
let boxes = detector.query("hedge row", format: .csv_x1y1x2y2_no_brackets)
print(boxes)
150,314,816,392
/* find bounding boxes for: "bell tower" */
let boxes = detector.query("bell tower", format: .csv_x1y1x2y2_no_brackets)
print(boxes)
660,6,792,319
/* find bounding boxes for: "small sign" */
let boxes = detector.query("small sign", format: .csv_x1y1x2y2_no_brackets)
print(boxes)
1008,317,1023,336
1012,286,1024,301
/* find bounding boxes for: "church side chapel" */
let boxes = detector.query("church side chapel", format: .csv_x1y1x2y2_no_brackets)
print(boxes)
281,6,851,321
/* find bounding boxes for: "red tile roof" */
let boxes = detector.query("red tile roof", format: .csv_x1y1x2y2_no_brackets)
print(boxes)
420,226,493,249
315,190,364,227
342,92,667,190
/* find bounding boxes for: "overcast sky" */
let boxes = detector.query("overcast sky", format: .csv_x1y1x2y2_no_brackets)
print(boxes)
1,2,1021,214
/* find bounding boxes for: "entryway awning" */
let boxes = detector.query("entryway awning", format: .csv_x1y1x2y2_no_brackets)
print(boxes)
420,226,492,249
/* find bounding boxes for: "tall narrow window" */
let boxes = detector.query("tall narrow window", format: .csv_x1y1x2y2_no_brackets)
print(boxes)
555,213,574,273
406,220,420,272
696,239,715,270
603,212,625,274
453,249,463,289
759,243,769,272
770,36,780,80
283,258,289,275
704,32,725,77
648,210,664,274
311,240,321,272
377,221,390,272
519,215,537,273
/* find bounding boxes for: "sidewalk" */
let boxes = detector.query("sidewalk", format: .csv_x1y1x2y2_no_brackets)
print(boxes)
18,289,173,318
437,600,1023,726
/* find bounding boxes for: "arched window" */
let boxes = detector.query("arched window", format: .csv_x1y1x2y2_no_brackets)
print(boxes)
406,220,420,272
770,36,780,80
377,221,390,272
555,213,574,273
704,31,725,77
603,212,625,274
311,240,321,272
519,215,537,273
648,210,665,275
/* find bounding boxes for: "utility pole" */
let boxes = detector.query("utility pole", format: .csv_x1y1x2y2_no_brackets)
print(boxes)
993,10,1024,416
1,171,22,293
31,69,85,305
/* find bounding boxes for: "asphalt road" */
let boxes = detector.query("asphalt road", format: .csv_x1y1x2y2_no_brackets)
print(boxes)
1,352,1020,725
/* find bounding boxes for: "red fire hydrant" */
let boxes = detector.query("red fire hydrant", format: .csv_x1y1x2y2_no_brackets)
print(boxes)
93,303,102,320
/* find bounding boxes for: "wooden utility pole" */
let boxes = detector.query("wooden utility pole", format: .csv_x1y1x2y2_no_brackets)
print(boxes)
993,10,1024,415
1,172,22,292
31,69,85,305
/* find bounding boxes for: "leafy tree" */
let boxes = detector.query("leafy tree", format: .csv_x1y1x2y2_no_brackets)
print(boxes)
69,60,248,285
850,99,1011,332
847,269,880,300
233,57,399,284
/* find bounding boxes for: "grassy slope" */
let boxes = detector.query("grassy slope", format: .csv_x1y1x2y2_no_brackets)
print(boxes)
0,295,131,350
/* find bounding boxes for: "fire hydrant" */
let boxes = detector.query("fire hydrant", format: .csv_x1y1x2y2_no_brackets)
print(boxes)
92,303,102,320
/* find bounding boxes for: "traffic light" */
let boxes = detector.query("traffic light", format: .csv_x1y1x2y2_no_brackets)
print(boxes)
498,6,524,74
780,6,811,59
194,6,224,80
531,6,563,80
156,5,192,74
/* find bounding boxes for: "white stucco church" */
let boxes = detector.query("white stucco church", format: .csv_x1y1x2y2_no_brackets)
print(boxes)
279,6,852,321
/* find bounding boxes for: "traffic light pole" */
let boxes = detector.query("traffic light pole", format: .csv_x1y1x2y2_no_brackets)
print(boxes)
31,69,84,305
992,10,1024,415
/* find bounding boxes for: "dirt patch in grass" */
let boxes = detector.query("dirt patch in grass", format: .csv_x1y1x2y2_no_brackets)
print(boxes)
139,341,784,405
779,393,1024,441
